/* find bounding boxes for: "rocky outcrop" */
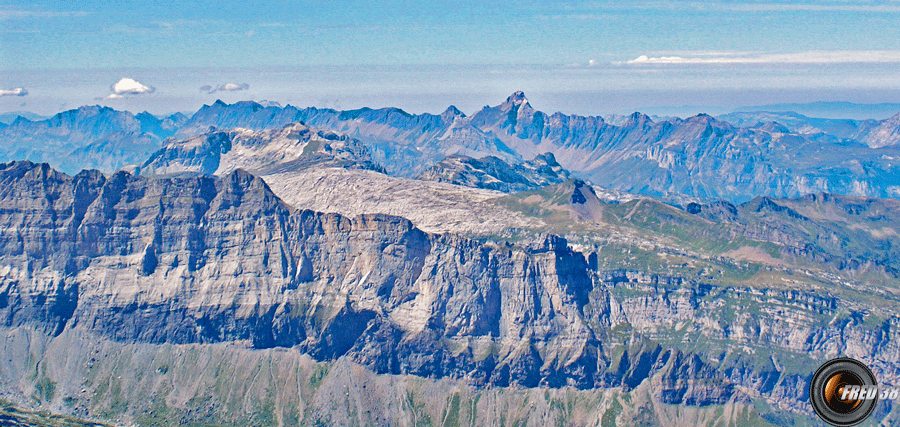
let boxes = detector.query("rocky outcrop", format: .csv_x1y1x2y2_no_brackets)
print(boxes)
137,122,384,177
417,152,571,192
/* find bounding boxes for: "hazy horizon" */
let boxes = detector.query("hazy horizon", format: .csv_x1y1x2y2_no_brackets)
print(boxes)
4,1,900,118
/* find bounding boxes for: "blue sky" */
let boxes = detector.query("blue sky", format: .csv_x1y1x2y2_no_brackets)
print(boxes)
3,1,900,117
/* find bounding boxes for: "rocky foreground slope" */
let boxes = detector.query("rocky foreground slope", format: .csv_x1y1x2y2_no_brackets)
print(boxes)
1,160,900,425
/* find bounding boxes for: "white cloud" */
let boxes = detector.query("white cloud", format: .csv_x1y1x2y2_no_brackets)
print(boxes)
101,78,154,100
618,50,900,65
588,59,597,66
0,87,28,97
201,83,250,94
112,78,154,95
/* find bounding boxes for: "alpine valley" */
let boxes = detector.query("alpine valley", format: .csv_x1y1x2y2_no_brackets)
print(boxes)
1,93,900,426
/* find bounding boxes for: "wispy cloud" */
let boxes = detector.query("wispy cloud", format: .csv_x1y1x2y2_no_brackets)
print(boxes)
617,50,900,65
565,1,900,15
99,78,154,100
104,19,207,35
200,83,250,94
0,87,27,97
0,6,91,20
719,2,900,12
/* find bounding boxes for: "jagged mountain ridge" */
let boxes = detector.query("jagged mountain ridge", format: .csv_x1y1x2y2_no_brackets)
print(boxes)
177,100,520,176
0,106,186,174
162,93,900,202
3,93,900,201
471,95,900,202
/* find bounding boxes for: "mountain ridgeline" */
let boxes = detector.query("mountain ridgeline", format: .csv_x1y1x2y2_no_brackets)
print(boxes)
2,92,900,202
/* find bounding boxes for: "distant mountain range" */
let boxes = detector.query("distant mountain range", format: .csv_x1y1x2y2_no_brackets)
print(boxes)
0,106,186,173
2,93,900,202
0,111,48,125
733,101,900,120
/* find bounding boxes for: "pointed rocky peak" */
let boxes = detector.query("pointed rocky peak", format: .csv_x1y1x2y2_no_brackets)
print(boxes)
570,179,597,204
213,99,228,107
503,91,531,109
531,152,560,167
167,112,189,124
623,112,653,127
507,90,528,104
135,111,158,122
10,115,32,126
441,105,465,119
685,113,714,123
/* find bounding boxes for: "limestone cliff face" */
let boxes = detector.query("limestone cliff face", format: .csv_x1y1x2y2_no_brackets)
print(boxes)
0,161,609,390
3,160,900,423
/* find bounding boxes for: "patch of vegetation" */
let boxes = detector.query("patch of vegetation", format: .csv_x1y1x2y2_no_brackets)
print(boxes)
404,390,434,427
601,397,623,426
440,392,462,427
33,376,57,404
0,398,111,427
309,364,330,388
